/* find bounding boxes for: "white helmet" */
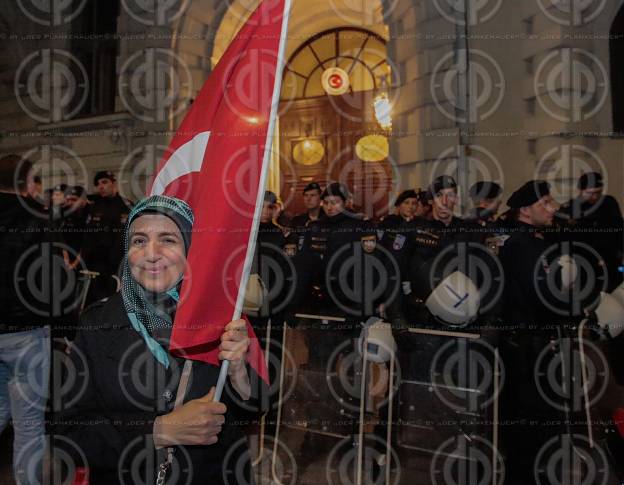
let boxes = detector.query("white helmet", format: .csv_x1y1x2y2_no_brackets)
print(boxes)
557,254,578,289
594,291,624,338
425,271,480,326
358,318,396,364
242,273,267,316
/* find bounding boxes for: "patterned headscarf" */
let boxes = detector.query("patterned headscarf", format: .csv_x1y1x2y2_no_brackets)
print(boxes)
121,195,194,368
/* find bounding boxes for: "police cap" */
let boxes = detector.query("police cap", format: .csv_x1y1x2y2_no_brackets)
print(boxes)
578,171,603,190
507,180,550,209
469,181,502,202
303,182,322,194
394,189,418,207
429,175,457,196
322,182,349,201
93,170,116,186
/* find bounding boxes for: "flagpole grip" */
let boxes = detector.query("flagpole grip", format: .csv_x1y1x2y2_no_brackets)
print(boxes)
214,359,230,402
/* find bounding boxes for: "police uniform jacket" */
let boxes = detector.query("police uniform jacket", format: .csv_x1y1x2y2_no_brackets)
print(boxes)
81,194,132,275
55,292,267,485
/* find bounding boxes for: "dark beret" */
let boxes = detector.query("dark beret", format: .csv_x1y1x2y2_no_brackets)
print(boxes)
303,182,322,193
264,191,278,204
469,181,502,201
507,180,550,209
322,182,349,201
68,185,85,197
394,189,418,207
429,175,457,196
93,170,116,185
578,172,603,190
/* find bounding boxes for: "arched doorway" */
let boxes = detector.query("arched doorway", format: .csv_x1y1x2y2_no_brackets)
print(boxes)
278,27,395,219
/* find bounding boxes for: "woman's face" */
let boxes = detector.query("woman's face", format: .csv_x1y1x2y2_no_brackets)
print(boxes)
128,214,187,293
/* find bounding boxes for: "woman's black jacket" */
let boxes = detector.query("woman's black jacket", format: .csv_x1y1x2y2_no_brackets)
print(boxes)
54,292,268,484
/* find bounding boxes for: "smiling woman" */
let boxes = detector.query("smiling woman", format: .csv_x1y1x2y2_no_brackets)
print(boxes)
55,195,268,485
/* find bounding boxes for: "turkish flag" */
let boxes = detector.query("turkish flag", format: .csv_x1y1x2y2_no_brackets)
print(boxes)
149,0,292,384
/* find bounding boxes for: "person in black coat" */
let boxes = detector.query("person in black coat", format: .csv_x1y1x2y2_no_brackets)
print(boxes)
55,195,267,484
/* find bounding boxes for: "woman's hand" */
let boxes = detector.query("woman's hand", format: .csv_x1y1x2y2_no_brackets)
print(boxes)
219,319,249,375
219,319,251,400
153,387,226,448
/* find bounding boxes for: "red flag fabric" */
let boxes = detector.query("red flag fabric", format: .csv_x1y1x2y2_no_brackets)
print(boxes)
149,0,291,384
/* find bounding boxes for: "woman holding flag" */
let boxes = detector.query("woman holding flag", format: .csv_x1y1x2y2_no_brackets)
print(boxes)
55,195,267,484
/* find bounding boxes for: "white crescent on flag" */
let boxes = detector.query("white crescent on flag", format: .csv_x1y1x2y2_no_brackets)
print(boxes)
150,131,211,196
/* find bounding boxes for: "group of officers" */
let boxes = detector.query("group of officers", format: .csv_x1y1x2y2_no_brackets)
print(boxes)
251,172,623,484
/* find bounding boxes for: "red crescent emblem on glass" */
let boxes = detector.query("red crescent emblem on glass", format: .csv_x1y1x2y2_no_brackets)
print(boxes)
329,73,343,88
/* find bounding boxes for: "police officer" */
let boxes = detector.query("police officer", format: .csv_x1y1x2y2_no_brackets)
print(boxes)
396,176,487,326
498,180,570,485
81,170,133,305
290,182,325,230
465,181,503,226
291,182,385,320
378,190,418,317
559,171,623,291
